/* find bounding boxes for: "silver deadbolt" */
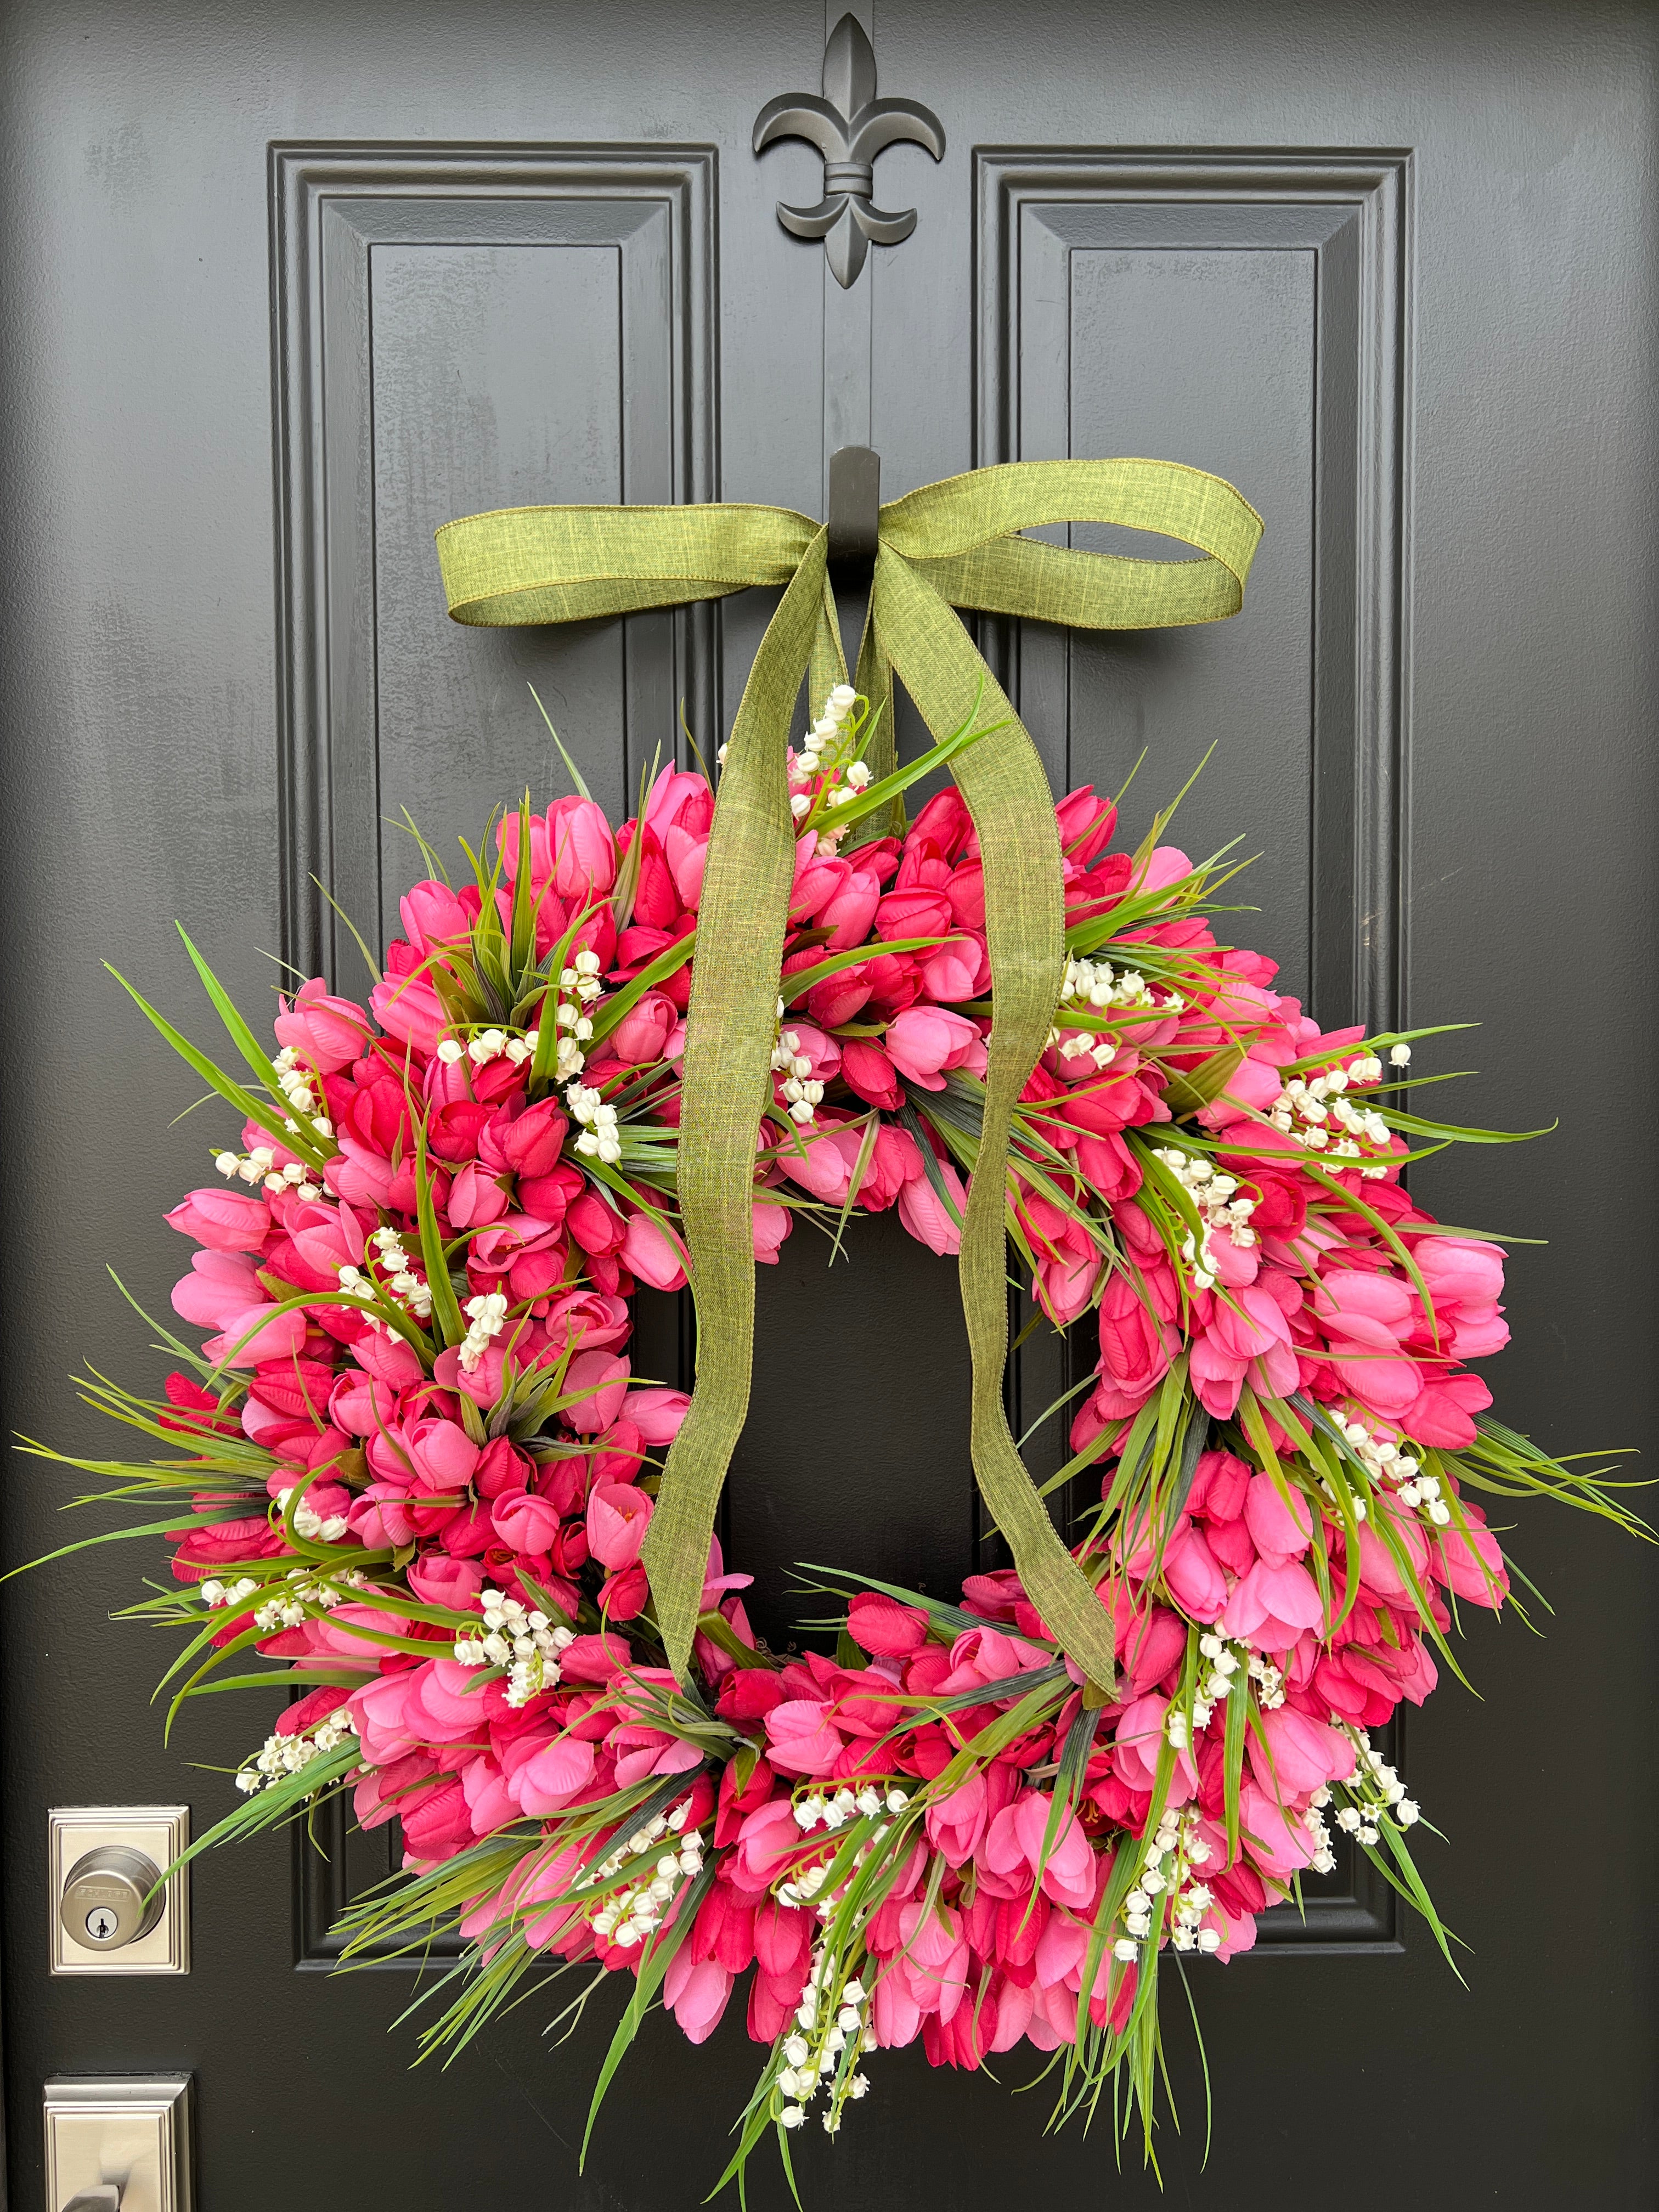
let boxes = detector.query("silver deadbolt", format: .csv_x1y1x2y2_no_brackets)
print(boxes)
59,1849,166,1954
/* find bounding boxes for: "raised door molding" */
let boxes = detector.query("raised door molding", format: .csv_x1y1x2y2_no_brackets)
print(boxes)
270,143,719,981
977,150,1411,1041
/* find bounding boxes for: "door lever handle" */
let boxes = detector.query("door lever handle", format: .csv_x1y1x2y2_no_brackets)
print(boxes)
64,2191,121,2210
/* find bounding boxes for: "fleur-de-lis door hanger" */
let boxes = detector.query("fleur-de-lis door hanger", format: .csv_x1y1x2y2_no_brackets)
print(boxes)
753,13,946,287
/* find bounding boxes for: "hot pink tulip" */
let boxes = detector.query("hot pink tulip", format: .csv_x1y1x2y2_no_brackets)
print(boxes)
1243,1471,1314,1560
845,1590,929,1656
840,1037,903,1110
399,878,471,953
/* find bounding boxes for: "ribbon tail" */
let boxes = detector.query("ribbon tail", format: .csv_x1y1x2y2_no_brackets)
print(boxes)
870,548,1119,1694
641,530,832,1684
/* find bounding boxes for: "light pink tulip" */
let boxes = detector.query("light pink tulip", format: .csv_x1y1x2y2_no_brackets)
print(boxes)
884,1005,988,1091
620,1211,687,1291
664,1950,733,2045
165,1187,270,1252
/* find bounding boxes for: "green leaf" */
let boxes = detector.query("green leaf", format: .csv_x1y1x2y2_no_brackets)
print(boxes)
781,935,946,1006
1160,1042,1245,1119
587,929,697,1045
582,1857,717,2166
529,683,594,801
174,924,297,1117
413,1113,466,1348
105,965,324,1167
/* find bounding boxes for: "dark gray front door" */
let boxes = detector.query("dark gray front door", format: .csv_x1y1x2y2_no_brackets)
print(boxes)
3,4,1654,2205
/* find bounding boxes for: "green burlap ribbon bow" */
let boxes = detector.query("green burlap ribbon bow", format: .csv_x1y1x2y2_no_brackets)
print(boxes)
436,459,1262,1689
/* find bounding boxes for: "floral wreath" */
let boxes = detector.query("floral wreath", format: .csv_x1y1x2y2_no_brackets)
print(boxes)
31,464,1640,2194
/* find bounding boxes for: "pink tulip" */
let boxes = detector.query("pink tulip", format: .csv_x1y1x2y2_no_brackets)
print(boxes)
1243,1472,1314,1561
404,1418,481,1496
884,1005,988,1091
171,1252,306,1367
462,1754,517,1838
285,1196,366,1286
171,1249,267,1331
733,1798,803,1888
764,1699,847,1778
608,989,677,1068
273,978,371,1071
1160,1524,1228,1621
1237,1780,1318,1878
981,1793,1095,1908
370,967,448,1058
642,764,712,842
399,878,471,952
895,1156,967,1256
926,1774,992,1867
348,1672,423,1765
1113,1694,1197,1798
1035,1244,1101,1326
1403,1370,1492,1447
1435,1520,1509,1607
752,1200,793,1263
620,1211,687,1291
490,1489,562,1554
818,865,883,949
165,1187,270,1252
919,934,989,1003
545,795,618,895
400,1777,475,1863
586,1481,653,1570
664,1950,734,2045
871,1973,924,2049
1092,1272,1178,1417
1031,1909,1089,1994
1248,1705,1354,1796
406,1554,484,1610
893,1899,969,2022
617,1386,691,1444
1221,1556,1325,1648
511,1736,597,1815
663,823,709,909
562,1351,631,1434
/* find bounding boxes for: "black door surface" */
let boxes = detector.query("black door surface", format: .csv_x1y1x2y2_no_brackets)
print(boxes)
3,3,1654,2205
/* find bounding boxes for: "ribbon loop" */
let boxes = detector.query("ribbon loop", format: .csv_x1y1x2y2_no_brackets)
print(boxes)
434,459,1263,1686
